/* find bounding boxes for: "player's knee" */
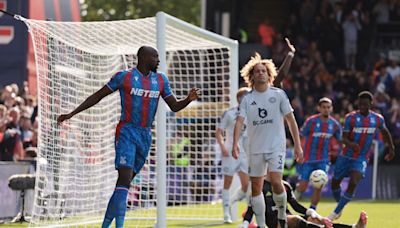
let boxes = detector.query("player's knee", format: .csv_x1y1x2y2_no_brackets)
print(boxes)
296,181,308,192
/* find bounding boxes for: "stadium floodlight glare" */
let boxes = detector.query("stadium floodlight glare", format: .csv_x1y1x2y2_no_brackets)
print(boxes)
18,12,238,227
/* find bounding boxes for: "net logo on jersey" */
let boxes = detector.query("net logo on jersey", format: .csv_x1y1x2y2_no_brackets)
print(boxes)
312,132,333,138
130,88,160,98
353,127,376,134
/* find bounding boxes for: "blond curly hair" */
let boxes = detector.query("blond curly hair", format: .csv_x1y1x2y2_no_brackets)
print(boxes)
240,53,278,88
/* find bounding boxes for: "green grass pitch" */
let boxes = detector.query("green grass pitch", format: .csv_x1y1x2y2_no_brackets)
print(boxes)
1,200,399,227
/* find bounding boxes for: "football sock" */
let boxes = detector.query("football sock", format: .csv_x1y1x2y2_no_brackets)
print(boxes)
251,193,266,227
102,186,129,228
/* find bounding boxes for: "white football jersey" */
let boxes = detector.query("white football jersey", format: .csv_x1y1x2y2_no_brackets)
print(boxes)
238,87,293,154
218,107,247,152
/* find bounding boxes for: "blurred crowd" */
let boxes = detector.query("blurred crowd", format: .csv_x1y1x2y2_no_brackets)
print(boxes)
0,82,38,162
255,0,400,159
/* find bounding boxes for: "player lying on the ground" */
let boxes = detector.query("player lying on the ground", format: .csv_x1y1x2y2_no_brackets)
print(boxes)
239,178,368,228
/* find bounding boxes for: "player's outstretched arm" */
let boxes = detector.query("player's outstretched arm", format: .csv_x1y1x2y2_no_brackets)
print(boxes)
57,85,113,125
285,112,304,163
273,38,295,88
164,88,200,112
232,116,244,159
381,127,395,161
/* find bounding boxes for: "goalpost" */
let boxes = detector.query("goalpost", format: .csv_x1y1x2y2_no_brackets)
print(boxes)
19,12,238,227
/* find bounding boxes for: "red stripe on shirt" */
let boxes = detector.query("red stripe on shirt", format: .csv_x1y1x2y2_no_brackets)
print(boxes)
140,76,151,127
123,71,133,122
304,121,316,161
53,0,62,21
316,122,328,160
157,74,164,98
343,114,356,156
353,116,370,159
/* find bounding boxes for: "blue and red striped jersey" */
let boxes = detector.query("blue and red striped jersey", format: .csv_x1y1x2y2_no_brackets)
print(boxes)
301,114,342,162
342,111,386,159
107,68,172,128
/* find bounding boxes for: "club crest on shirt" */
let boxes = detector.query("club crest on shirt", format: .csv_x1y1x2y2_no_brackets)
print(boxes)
151,78,158,85
269,97,276,103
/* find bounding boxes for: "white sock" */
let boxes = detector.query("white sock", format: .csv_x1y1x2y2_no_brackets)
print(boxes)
251,194,265,227
222,189,230,217
230,188,247,204
273,191,287,221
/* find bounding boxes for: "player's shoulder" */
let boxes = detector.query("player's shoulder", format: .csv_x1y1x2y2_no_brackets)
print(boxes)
112,68,131,78
155,71,169,80
307,114,319,121
270,86,289,98
345,111,357,119
370,110,384,119
329,116,341,125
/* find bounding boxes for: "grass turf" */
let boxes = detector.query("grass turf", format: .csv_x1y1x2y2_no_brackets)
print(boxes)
1,200,399,227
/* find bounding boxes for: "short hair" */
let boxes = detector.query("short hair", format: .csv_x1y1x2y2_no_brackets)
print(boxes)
318,97,332,105
240,53,277,88
236,87,250,102
358,91,373,101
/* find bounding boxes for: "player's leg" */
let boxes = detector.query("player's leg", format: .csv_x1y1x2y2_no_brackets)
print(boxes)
230,157,250,204
268,153,287,228
248,153,268,227
310,162,329,210
102,168,133,228
294,162,311,200
331,156,349,203
221,155,236,223
222,174,233,223
102,125,137,228
329,159,364,221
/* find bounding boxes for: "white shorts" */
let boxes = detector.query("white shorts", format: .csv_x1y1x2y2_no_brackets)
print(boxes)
248,152,285,177
222,152,248,176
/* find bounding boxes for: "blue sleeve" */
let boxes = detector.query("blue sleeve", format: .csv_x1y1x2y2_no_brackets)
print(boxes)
300,117,312,136
106,70,126,91
377,114,386,130
334,121,343,141
343,114,352,132
161,73,173,99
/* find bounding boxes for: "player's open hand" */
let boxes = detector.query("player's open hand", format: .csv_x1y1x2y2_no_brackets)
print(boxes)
384,147,395,161
285,37,295,54
294,145,304,163
232,144,239,159
57,113,72,125
188,88,200,101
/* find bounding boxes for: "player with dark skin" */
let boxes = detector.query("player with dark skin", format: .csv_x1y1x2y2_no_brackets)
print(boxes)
329,91,395,220
57,46,199,227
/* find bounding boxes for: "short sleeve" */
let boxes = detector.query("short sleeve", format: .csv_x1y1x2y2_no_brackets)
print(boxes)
218,110,229,130
106,70,126,91
334,120,343,140
301,117,313,136
376,114,386,130
279,91,293,115
159,73,173,99
343,114,353,132
238,96,248,119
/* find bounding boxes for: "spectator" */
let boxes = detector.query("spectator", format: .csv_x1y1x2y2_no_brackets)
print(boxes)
258,18,276,46
342,11,361,70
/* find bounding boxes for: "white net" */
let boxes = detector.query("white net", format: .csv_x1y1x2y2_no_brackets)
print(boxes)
24,14,236,227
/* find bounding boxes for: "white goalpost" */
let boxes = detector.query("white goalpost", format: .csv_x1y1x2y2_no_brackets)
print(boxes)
19,11,238,227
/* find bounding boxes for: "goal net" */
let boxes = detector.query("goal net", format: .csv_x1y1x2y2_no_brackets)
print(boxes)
22,12,238,227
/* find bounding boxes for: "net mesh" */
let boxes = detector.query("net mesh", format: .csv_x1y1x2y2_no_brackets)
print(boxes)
25,16,235,227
